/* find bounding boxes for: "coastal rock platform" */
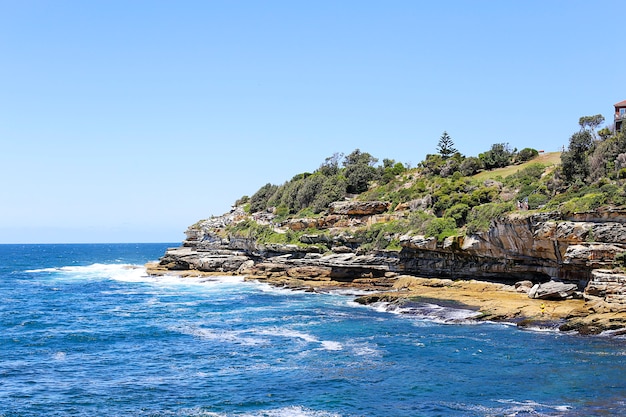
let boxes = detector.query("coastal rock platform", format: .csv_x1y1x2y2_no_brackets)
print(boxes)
149,206,626,335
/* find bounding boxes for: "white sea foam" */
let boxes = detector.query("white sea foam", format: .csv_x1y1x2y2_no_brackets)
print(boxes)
182,407,341,417
27,263,151,283
241,406,342,417
259,327,319,343
518,325,562,334
327,288,373,297
496,399,573,414
251,281,313,295
172,324,266,346
341,339,382,358
26,263,249,291
255,327,343,351
366,299,481,325
445,399,573,416
320,340,343,351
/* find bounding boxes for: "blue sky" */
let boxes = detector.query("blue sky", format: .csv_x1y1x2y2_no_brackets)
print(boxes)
1,1,624,243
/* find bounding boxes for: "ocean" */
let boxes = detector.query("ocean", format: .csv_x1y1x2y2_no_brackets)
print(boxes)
1,243,626,417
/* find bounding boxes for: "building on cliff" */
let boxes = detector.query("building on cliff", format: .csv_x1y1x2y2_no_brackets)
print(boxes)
615,99,626,132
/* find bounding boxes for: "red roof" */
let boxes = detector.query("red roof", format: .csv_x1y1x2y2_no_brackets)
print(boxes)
615,100,626,108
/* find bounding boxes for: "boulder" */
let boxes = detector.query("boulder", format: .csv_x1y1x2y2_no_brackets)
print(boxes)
394,195,432,212
285,218,324,231
514,280,534,293
331,245,354,253
528,281,577,300
237,260,255,274
399,235,437,250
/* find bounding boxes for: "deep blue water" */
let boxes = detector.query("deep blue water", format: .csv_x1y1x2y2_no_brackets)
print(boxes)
2,244,626,417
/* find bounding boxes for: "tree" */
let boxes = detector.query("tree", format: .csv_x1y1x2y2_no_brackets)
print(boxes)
343,149,378,167
460,156,484,176
343,149,379,194
312,176,347,212
579,114,605,141
516,147,539,163
345,163,377,194
317,152,343,176
249,183,278,213
436,131,457,159
479,143,513,170
561,130,593,183
420,153,445,176
598,127,612,141
579,114,605,132
295,174,325,211
378,159,406,184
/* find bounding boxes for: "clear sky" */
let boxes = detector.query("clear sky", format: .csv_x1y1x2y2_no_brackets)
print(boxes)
1,1,624,243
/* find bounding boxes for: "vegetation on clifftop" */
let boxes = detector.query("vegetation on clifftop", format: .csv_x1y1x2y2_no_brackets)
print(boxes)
223,116,626,251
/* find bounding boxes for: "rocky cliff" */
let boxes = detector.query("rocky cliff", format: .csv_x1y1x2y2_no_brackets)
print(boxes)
152,204,626,320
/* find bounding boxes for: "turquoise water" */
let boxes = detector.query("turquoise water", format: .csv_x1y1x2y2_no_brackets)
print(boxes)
2,243,626,416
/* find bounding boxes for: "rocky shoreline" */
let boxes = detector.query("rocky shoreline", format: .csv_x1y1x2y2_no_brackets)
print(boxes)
148,204,626,335
147,261,626,335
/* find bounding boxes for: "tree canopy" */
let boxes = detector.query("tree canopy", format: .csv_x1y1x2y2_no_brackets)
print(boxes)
436,131,457,158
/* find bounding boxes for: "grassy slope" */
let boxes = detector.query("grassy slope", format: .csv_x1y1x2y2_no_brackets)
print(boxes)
472,152,561,181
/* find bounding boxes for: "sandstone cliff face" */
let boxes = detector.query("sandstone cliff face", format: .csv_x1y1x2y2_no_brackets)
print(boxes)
156,204,626,312
397,211,626,286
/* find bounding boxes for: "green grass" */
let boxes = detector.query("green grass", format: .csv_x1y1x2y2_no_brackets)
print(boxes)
472,152,561,181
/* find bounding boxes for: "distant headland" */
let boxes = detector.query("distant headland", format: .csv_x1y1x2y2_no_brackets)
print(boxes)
150,109,626,335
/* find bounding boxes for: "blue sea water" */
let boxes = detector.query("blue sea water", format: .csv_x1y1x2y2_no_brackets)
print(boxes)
2,244,626,417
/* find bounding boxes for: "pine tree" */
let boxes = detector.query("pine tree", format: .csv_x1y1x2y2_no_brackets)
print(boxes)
437,131,457,158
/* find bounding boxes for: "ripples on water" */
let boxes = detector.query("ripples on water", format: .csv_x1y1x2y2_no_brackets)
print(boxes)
1,244,626,416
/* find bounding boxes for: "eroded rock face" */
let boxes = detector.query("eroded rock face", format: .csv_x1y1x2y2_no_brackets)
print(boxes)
328,201,390,215
157,207,626,312
399,235,437,251
159,247,250,272
585,269,626,312
396,212,626,284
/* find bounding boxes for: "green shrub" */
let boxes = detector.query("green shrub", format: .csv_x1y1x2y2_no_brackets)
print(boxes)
516,148,539,163
274,205,290,220
471,186,499,204
479,143,513,170
295,207,317,218
249,183,278,213
460,156,484,176
527,193,549,209
235,195,250,206
560,193,607,215
445,203,471,226
466,202,515,234
420,154,446,176
353,220,405,251
611,186,626,206
505,163,546,187
312,175,347,212
432,194,452,215
425,217,457,241
406,210,436,234
601,183,620,202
